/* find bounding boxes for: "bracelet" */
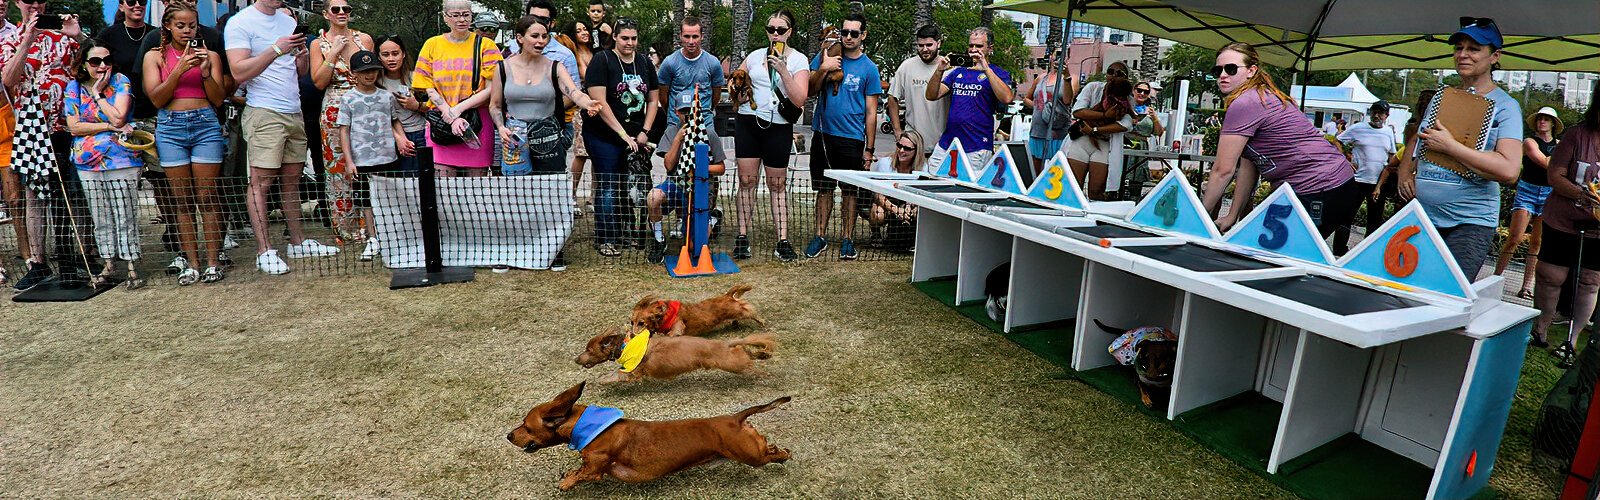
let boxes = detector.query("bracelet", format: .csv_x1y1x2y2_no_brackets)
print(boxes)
323,61,335,68
272,44,284,56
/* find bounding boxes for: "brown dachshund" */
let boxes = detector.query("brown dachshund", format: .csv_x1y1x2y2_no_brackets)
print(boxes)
728,68,756,111
1096,319,1177,409
506,382,792,490
818,26,844,96
631,284,765,337
575,326,777,383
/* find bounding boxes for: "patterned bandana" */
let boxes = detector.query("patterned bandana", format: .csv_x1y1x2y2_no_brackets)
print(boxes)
567,406,625,451
616,329,651,373
1108,327,1177,365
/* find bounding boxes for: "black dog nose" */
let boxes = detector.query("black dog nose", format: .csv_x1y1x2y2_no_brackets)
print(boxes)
506,432,515,442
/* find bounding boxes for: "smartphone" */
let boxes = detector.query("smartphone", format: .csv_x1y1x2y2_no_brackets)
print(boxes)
188,38,204,49
35,14,64,31
413,90,430,105
771,41,785,55
292,25,309,36
946,52,973,69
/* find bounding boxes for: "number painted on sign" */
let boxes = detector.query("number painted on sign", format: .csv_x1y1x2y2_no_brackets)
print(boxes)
1153,187,1179,226
990,159,1007,188
947,154,959,177
1384,225,1422,277
1257,202,1291,250
1042,165,1065,200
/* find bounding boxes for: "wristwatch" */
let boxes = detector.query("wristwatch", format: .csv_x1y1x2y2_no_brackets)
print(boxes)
1092,125,1099,134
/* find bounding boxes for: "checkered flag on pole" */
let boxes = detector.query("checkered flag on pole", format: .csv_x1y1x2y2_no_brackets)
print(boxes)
682,84,709,168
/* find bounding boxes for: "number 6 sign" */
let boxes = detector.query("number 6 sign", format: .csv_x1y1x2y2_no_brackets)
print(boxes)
1337,200,1471,298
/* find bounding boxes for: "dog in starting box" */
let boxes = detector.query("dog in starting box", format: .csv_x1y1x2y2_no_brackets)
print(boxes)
507,382,793,490
631,284,765,337
1095,319,1177,409
575,326,777,383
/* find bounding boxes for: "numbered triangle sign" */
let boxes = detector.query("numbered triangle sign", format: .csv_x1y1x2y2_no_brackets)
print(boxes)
1126,171,1220,240
927,138,977,184
1222,184,1335,264
974,145,1027,195
1025,151,1089,210
1337,200,1471,298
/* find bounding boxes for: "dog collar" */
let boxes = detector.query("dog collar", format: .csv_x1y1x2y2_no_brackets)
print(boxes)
567,406,625,451
656,300,682,333
1108,327,1177,366
616,329,651,373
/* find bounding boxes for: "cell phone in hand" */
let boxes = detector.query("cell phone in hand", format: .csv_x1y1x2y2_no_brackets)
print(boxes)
293,26,309,36
946,53,973,69
188,38,204,49
35,14,64,31
413,90,430,105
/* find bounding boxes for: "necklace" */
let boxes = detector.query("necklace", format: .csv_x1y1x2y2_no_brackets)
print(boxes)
123,23,150,43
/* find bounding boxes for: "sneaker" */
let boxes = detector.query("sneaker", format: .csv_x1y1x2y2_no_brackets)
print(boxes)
176,267,200,286
286,239,340,258
648,240,667,265
1554,342,1576,369
222,234,240,250
550,251,568,272
572,204,584,217
709,208,723,239
803,236,828,258
840,238,858,260
14,261,52,291
201,266,224,283
166,255,189,275
774,239,798,261
359,238,379,262
218,252,233,269
598,243,620,257
732,235,752,260
492,264,511,273
256,250,290,275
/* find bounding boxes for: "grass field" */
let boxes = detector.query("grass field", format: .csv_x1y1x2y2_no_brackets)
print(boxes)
0,260,1573,498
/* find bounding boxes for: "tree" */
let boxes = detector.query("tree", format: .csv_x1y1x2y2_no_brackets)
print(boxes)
697,0,715,53
913,0,933,36
730,0,751,68
1138,35,1159,82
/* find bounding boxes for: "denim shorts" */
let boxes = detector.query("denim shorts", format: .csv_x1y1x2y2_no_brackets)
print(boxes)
155,107,226,167
1511,180,1553,216
1028,136,1064,160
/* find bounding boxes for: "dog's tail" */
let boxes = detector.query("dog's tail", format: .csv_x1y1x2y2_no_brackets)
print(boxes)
724,284,755,299
735,395,792,422
1093,319,1127,335
728,333,777,359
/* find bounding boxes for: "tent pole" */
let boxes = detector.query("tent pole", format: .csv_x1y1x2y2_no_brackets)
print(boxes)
1296,0,1338,111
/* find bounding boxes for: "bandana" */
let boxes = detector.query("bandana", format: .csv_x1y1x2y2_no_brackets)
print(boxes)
616,329,651,373
656,300,682,333
567,406,625,451
1108,327,1177,365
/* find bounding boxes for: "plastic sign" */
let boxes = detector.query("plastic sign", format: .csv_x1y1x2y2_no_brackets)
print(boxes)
1337,200,1471,298
974,145,1028,195
927,138,977,184
1025,151,1089,210
1126,171,1220,239
1222,184,1335,264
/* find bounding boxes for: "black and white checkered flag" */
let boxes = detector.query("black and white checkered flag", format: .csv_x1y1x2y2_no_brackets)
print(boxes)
12,93,57,200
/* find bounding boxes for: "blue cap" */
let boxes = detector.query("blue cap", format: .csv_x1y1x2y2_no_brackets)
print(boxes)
1449,17,1502,50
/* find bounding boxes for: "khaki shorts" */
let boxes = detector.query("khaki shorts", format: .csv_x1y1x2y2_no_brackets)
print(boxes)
1065,135,1110,164
241,106,308,169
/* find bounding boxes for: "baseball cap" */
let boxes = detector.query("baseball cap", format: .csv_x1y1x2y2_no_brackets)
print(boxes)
1449,17,1503,50
350,50,382,72
1369,100,1390,114
473,13,500,30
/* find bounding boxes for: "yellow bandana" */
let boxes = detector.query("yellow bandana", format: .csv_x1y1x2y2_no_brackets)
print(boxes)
617,329,651,373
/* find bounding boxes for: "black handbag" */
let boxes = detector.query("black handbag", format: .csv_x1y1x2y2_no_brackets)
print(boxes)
425,35,483,146
776,85,803,123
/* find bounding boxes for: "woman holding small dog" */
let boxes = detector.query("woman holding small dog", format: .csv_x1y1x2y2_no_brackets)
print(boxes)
65,42,143,283
732,9,809,262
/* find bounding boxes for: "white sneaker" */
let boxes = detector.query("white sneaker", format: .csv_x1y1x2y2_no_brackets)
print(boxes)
166,255,189,275
256,250,290,275
223,234,240,250
286,239,341,258
359,238,379,262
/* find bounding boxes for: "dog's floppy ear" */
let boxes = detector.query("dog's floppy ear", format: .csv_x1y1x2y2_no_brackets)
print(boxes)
543,382,586,427
635,295,659,310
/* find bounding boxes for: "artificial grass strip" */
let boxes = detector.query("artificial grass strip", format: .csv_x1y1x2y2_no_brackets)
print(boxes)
1171,393,1282,471
1276,434,1434,499
1000,321,1076,371
911,278,958,307
1077,366,1164,416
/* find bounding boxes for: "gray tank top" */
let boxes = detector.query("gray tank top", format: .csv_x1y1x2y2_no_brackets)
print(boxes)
503,59,558,121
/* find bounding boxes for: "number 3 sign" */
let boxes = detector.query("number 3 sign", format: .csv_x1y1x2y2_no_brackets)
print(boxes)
1337,200,1471,298
1026,151,1088,210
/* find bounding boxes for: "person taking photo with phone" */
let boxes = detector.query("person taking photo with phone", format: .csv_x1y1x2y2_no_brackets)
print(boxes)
145,3,227,284
926,27,1013,174
731,9,807,261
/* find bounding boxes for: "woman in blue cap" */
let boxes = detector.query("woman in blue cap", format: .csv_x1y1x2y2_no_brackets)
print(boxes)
1397,17,1524,278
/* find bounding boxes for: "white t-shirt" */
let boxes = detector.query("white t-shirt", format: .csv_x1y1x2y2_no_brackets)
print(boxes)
739,47,808,125
1337,121,1397,184
872,157,895,173
1321,121,1340,136
1068,81,1133,191
891,57,946,153
224,5,299,113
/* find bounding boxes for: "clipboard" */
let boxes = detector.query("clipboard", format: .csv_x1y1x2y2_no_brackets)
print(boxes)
1416,86,1493,179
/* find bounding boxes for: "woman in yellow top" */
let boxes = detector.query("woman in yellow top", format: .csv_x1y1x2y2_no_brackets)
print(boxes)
0,83,22,286
413,0,502,176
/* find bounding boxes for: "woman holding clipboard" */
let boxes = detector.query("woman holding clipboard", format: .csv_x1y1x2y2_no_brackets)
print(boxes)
1397,17,1524,278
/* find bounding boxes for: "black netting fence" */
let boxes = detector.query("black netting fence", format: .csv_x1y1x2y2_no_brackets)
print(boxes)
0,163,912,289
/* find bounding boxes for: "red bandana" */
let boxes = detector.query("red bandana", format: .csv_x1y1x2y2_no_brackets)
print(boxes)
657,300,681,333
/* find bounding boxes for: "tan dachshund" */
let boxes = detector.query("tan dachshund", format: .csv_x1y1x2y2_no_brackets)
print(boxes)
631,284,765,337
818,26,844,95
575,326,777,383
728,68,756,111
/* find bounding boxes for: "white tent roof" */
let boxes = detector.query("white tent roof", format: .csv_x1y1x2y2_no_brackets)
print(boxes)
1335,73,1381,104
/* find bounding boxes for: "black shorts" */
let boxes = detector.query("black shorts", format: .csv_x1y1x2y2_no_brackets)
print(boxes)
1296,179,1360,237
354,161,400,208
810,133,864,193
1540,226,1600,271
733,114,794,169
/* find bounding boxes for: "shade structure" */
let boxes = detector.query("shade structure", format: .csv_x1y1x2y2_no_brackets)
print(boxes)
989,0,1600,72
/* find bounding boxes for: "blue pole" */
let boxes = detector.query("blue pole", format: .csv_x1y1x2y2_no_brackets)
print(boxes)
690,143,710,260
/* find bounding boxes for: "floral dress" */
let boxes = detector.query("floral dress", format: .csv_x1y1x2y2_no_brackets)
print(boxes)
317,32,363,241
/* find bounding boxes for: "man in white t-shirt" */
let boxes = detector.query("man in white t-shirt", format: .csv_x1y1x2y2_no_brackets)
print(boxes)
226,0,338,275
886,24,946,154
1333,100,1397,253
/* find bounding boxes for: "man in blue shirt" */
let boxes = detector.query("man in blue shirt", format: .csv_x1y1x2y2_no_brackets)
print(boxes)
805,13,881,260
926,27,1013,170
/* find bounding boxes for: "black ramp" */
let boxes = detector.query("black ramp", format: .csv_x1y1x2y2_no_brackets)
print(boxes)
1123,244,1280,272
1066,223,1160,239
906,184,992,195
1240,275,1426,316
970,197,1055,209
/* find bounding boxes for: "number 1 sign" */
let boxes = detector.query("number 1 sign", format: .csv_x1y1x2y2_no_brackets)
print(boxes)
927,138,977,184
1337,200,1472,298
1222,184,1336,264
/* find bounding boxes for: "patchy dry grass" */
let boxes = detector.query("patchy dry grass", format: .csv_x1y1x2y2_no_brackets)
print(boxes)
0,261,1557,498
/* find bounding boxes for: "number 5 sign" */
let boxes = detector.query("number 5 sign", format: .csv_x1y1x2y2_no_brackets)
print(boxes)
1337,200,1472,298
1222,184,1336,264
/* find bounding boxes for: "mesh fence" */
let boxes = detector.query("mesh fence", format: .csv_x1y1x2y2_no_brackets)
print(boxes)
0,162,912,289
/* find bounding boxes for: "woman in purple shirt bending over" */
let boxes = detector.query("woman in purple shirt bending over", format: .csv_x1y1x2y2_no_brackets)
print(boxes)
1201,43,1359,237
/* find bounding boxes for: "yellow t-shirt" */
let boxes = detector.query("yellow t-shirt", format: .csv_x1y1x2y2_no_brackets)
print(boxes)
412,34,502,107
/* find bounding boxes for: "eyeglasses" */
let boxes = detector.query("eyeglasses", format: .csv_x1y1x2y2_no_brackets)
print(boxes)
765,25,789,35
897,142,916,152
86,56,111,66
19,0,45,5
328,5,351,14
1208,63,1242,77
1459,17,1496,29
444,11,473,19
1134,88,1150,94
1106,68,1127,77
839,29,862,38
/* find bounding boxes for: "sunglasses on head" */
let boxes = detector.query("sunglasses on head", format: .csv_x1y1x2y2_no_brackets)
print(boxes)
86,56,110,66
1208,63,1243,77
1459,16,1496,29
897,142,916,152
1106,68,1127,77
328,5,351,14
765,25,789,35
839,29,862,38
616,18,638,29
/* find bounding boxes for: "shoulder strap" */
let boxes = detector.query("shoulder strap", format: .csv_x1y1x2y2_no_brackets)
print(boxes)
470,35,483,93
497,59,507,113
550,58,562,120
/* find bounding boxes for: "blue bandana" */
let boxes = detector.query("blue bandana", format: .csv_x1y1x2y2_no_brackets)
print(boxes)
567,406,625,451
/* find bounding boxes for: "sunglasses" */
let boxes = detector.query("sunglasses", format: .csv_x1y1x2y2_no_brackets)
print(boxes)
328,5,351,14
1134,88,1150,94
1459,16,1496,29
19,0,45,4
897,142,916,152
122,0,146,5
838,29,862,38
1208,63,1243,77
765,25,789,35
616,18,638,30
86,56,111,66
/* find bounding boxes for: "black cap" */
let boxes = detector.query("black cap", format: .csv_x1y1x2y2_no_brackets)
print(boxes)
1369,100,1390,114
350,50,382,72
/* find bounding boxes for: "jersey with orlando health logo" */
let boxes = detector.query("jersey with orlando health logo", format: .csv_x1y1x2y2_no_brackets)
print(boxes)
938,64,1011,152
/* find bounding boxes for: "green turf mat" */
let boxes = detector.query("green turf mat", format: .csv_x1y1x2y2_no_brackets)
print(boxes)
1172,393,1281,471
911,277,958,307
1076,366,1164,416
1001,321,1076,370
1276,434,1435,499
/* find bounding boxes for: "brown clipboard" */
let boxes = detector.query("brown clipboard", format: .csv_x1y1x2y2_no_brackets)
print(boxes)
1417,87,1493,178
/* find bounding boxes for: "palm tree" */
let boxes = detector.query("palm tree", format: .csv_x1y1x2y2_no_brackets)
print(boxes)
1045,17,1062,59
731,0,751,69
1140,34,1161,82
697,0,715,54
914,0,932,32
673,0,685,43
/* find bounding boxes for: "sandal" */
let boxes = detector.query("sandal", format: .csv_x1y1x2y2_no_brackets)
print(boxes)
1516,289,1533,300
598,243,620,257
177,267,200,286
201,266,224,283
0,267,8,287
